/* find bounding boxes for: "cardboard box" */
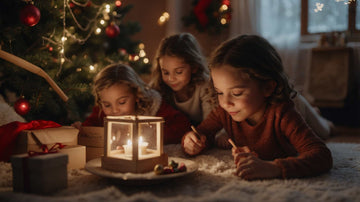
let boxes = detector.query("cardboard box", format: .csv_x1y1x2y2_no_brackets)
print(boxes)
11,153,68,195
78,126,104,147
59,145,86,169
14,126,79,155
85,146,104,162
78,126,104,161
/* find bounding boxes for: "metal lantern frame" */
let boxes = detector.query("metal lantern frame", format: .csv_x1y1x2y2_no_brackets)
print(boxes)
101,115,168,173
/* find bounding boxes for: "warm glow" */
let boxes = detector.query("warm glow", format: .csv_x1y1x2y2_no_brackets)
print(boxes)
139,43,145,49
139,49,146,57
134,55,139,61
95,28,101,34
220,4,228,12
220,18,227,25
143,58,149,64
89,65,95,71
100,20,105,25
158,12,170,25
76,68,82,72
163,12,170,18
105,4,111,13
61,36,67,42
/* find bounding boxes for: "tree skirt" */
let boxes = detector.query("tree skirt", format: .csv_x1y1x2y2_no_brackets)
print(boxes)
1,142,360,202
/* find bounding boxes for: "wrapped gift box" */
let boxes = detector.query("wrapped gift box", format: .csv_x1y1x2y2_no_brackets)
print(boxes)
14,126,79,155
11,153,68,195
59,145,86,169
78,126,104,161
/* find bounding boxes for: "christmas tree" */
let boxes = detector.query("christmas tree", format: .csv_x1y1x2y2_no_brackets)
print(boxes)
0,0,151,125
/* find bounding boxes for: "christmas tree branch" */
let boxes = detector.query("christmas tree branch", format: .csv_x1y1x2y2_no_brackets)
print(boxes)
0,49,69,102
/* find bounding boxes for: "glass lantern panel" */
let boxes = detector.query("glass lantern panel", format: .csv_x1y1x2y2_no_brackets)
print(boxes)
108,121,133,159
138,121,160,159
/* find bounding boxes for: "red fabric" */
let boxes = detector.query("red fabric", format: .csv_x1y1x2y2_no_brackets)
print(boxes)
82,101,192,144
194,0,212,27
0,120,61,162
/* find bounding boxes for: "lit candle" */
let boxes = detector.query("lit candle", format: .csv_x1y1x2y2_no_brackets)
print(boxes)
122,137,148,156
139,136,149,155
123,139,132,155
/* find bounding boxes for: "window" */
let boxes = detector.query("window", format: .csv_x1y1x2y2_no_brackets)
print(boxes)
301,0,359,37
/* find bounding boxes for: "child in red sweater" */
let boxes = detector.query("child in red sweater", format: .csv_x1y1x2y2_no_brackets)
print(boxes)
182,35,333,180
73,63,191,144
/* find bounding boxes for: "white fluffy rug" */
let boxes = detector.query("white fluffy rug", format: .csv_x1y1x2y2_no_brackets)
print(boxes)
1,142,360,202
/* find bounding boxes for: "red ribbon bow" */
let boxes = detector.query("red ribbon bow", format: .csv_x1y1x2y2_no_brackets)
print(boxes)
28,143,65,157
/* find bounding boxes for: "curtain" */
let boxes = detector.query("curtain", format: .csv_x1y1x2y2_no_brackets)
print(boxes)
230,0,301,89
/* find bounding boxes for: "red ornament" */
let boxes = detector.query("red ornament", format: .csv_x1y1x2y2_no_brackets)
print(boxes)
106,23,120,38
115,0,122,7
14,97,31,116
20,4,41,27
69,2,75,8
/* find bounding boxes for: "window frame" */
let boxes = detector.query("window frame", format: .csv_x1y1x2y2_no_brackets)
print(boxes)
301,0,359,38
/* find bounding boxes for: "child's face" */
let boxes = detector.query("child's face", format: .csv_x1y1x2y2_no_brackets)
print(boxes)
159,56,193,93
211,65,272,125
98,83,137,116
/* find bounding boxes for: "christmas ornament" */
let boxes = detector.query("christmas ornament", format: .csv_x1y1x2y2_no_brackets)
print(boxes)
14,97,31,116
105,23,120,38
115,0,122,7
20,4,41,27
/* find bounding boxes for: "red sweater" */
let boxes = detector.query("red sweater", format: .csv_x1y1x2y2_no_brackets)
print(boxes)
196,100,333,178
82,102,191,144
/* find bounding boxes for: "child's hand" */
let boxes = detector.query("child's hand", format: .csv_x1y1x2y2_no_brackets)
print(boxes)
182,131,206,156
233,152,282,180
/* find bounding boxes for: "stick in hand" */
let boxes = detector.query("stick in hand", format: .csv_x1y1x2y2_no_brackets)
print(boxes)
228,138,237,149
191,125,201,140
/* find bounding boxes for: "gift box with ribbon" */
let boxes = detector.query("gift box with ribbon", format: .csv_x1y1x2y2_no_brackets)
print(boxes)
13,126,79,154
11,150,68,195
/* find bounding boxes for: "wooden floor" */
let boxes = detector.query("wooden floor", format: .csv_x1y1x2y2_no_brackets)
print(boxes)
326,126,360,143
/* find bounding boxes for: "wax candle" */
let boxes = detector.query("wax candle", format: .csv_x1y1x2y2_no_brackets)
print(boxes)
123,139,132,155
122,137,148,156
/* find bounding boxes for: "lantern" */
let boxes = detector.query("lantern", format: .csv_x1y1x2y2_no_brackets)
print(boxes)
101,115,168,173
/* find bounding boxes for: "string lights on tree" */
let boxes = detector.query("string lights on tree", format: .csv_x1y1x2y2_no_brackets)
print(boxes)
0,0,151,123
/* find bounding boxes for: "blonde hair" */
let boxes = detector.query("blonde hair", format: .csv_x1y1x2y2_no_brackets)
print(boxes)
149,33,209,104
93,63,153,115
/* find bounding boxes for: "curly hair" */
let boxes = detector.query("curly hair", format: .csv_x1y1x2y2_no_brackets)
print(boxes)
93,63,154,115
149,32,209,104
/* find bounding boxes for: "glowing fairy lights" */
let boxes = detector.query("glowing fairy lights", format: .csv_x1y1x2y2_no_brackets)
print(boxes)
41,0,150,77
314,0,356,12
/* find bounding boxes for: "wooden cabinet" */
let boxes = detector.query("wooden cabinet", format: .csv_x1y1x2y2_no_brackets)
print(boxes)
304,47,352,108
